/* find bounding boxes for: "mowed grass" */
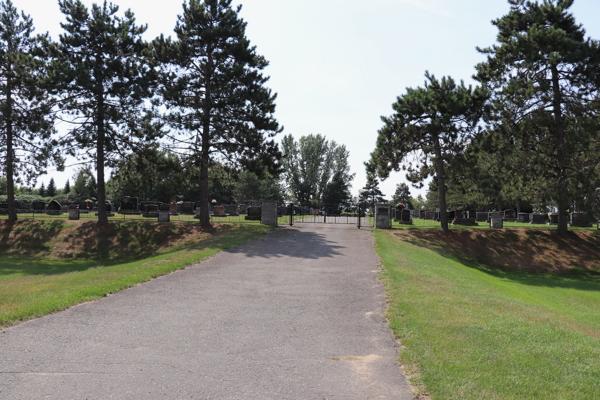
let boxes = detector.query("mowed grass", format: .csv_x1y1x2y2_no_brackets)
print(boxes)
0,221,272,328
376,229,600,400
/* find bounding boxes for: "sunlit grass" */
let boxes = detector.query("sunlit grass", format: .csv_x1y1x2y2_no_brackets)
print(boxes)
376,229,600,400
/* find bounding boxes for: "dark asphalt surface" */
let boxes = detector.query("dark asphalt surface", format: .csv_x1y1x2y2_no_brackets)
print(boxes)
0,223,415,399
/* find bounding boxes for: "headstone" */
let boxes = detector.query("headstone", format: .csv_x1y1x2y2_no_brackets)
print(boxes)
425,211,436,220
182,201,195,214
488,212,503,222
570,212,591,227
548,214,558,225
420,210,426,219
68,209,80,220
213,206,225,216
47,200,61,211
490,218,504,229
504,209,517,219
375,203,391,229
159,203,169,212
120,197,139,213
453,218,477,226
169,203,178,214
398,209,412,225
60,205,69,211
158,212,170,223
32,201,46,212
517,213,530,223
475,212,489,222
245,206,261,220
261,202,278,226
68,204,78,210
530,213,546,224
224,205,239,216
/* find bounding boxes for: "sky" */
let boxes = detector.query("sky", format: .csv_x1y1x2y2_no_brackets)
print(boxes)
12,0,600,200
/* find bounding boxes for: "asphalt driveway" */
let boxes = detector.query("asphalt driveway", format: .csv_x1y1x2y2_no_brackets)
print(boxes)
0,223,414,399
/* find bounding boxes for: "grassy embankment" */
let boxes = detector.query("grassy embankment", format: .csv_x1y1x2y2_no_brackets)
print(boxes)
0,219,272,328
376,227,600,400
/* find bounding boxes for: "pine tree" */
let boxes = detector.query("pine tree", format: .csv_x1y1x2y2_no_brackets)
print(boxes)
63,179,71,193
46,177,57,197
475,0,600,234
52,0,159,223
38,182,45,197
359,164,385,213
0,0,60,222
153,0,281,226
371,72,487,232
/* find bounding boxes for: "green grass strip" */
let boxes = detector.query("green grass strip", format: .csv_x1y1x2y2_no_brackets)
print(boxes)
375,230,600,400
0,224,271,328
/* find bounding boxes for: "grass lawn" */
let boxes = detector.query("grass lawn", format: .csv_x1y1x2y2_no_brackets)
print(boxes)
376,229,600,400
0,220,272,328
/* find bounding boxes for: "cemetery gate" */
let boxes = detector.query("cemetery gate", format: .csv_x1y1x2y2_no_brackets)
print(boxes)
285,203,372,228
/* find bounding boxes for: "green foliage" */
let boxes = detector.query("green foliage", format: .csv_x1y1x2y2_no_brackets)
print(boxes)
0,177,6,195
233,170,284,204
391,183,413,208
72,168,97,200
52,0,160,223
46,178,56,197
371,71,487,230
281,133,354,205
359,164,385,211
38,182,45,197
475,0,600,233
152,0,281,225
0,0,61,221
63,179,71,194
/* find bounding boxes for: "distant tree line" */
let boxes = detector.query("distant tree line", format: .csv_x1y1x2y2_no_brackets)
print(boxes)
368,0,600,234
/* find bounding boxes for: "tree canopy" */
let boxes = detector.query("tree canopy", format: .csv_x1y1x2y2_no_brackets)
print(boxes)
152,0,281,225
281,133,354,205
371,72,487,231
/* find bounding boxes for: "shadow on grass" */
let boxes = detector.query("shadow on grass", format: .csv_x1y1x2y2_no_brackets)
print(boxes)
0,221,241,278
392,229,600,292
0,220,65,255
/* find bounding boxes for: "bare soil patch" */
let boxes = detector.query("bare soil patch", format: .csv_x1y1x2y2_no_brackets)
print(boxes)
389,229,600,273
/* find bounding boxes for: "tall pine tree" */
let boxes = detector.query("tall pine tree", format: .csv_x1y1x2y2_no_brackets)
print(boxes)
0,0,59,222
475,0,600,234
153,0,281,226
52,0,159,223
47,177,57,197
371,72,487,232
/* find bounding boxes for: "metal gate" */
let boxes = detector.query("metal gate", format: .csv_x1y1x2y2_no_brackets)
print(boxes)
285,204,372,228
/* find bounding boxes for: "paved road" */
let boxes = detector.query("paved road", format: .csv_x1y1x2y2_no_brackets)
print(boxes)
0,224,414,399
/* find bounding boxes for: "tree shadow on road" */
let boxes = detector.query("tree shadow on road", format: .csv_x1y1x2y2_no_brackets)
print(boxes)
226,226,355,260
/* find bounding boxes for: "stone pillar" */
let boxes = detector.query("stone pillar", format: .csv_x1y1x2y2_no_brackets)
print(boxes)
68,209,80,221
261,202,278,226
375,204,391,229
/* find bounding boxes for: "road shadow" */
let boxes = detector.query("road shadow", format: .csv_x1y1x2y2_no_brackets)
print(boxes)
392,229,600,292
226,226,348,260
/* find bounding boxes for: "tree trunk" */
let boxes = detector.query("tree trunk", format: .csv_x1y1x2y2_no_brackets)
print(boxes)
198,50,213,227
434,137,449,232
96,91,108,224
5,69,17,223
551,65,569,234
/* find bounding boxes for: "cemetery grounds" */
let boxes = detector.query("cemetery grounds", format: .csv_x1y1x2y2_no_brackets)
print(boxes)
377,219,600,399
